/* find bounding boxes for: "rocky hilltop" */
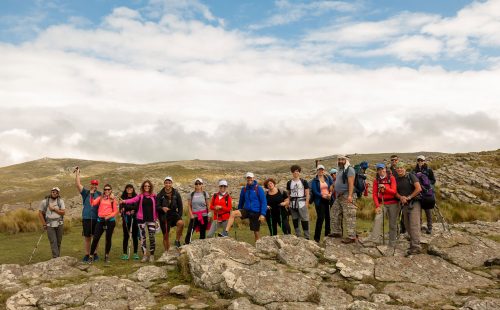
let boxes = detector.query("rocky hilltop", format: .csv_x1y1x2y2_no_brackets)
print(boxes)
0,150,499,218
2,221,499,309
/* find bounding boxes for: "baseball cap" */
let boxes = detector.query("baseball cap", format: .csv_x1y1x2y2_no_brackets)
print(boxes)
90,180,99,185
376,163,386,170
51,187,60,192
194,178,203,184
317,164,325,170
219,180,228,186
245,172,255,178
329,168,337,174
164,176,173,182
417,155,426,161
395,162,405,168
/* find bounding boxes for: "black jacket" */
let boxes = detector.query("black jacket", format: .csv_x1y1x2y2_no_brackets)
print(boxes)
156,188,183,217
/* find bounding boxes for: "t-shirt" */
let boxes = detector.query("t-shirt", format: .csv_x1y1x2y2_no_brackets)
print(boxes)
189,192,208,213
39,198,65,227
320,180,329,196
335,167,356,194
396,173,419,196
289,179,308,198
81,188,100,220
266,190,288,211
142,196,155,222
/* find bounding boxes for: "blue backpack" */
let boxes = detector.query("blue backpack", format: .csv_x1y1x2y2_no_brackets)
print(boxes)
415,172,435,209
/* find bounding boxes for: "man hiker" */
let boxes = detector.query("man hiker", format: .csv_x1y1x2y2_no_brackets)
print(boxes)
329,155,358,243
156,176,184,251
38,187,66,258
414,155,436,234
75,167,101,262
219,172,267,241
395,162,423,256
389,155,406,235
286,165,311,239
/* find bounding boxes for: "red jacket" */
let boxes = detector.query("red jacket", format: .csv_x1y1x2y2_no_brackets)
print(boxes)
209,193,232,221
372,175,398,208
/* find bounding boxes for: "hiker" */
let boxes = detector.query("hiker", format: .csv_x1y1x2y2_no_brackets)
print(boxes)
264,178,290,235
207,180,232,238
121,180,158,263
366,163,399,246
119,184,139,260
354,161,369,198
389,155,405,235
38,187,65,258
219,172,267,241
395,162,423,256
329,155,357,243
89,184,118,263
286,165,311,239
185,178,210,244
329,168,337,206
311,165,334,242
74,167,101,262
156,176,184,250
414,155,436,234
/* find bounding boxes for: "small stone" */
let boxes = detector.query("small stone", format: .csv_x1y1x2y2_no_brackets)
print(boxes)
371,294,391,303
190,303,209,309
441,305,457,310
178,303,188,308
170,285,191,298
457,288,469,295
352,284,376,299
161,304,178,310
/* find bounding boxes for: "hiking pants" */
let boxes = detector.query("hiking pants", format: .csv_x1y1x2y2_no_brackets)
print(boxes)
402,201,421,250
369,203,400,246
421,209,433,231
122,215,139,254
138,221,156,255
90,220,116,256
314,198,331,242
331,193,357,239
207,219,228,238
47,225,63,258
266,206,283,236
185,216,208,244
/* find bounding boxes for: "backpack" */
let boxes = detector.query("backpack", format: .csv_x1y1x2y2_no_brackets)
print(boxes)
190,191,209,201
43,196,64,224
242,184,262,206
415,172,436,209
286,179,309,205
342,166,365,198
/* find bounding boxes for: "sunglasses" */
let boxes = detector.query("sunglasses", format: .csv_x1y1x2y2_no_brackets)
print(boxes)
391,159,398,161
144,185,151,187
417,159,424,162
219,185,227,187
195,182,202,185
104,188,111,191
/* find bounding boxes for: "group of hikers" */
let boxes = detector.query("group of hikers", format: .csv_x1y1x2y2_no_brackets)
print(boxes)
37,154,437,263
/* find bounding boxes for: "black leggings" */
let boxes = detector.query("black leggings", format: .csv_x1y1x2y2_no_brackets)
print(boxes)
266,207,291,235
90,219,116,256
122,215,139,254
314,198,331,242
185,216,208,244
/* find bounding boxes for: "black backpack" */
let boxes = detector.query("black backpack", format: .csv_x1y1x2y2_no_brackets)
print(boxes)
342,166,365,197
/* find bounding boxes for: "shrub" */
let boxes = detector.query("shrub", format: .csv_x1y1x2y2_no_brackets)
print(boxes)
0,209,40,234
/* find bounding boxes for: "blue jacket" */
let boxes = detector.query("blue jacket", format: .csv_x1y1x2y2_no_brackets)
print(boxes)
311,175,334,207
238,180,267,216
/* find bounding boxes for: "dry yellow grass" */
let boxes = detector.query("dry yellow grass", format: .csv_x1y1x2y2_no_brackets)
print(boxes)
0,209,73,234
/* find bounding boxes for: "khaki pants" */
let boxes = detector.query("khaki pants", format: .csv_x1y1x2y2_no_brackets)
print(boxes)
330,193,356,239
369,203,400,246
402,201,421,250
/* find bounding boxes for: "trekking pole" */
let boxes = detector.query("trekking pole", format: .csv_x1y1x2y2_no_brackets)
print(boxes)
433,203,450,233
127,215,133,260
164,216,169,250
214,210,219,238
381,195,385,245
28,231,45,264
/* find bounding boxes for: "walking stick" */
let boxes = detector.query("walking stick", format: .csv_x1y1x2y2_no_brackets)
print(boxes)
127,215,134,260
381,194,385,245
28,231,45,264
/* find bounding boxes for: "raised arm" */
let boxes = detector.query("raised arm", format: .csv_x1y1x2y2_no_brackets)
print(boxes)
75,168,83,193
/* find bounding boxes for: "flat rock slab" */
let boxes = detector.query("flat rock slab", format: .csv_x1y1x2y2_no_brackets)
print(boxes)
459,297,500,310
130,265,168,282
265,302,321,310
6,276,156,310
228,297,266,310
1,256,101,293
375,255,494,292
383,282,452,308
318,283,353,309
256,235,323,259
453,221,500,239
347,300,416,310
157,250,181,265
277,244,318,269
428,231,500,269
337,253,375,280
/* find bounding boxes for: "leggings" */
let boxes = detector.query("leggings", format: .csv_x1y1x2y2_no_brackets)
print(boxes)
90,220,116,256
138,221,156,255
266,207,291,235
122,214,139,254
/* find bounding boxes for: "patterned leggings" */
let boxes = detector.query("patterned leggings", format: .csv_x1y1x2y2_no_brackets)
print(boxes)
138,221,156,255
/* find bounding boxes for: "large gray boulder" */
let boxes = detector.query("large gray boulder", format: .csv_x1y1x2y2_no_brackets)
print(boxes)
6,276,156,310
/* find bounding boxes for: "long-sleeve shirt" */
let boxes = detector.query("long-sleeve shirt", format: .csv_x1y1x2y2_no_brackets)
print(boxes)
123,193,158,222
372,175,398,208
90,196,118,219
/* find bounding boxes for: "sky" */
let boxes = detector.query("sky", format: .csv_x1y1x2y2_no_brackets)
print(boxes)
0,0,499,167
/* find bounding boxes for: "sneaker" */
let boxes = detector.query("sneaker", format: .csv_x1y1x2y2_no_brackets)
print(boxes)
104,255,111,263
341,238,356,244
133,253,140,260
141,256,149,263
405,248,421,256
149,255,155,263
218,231,229,237
88,256,94,264
327,233,343,238
82,255,89,262
175,240,181,248
93,254,99,262
121,254,129,260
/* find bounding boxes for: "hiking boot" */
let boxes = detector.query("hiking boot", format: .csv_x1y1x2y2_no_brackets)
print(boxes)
327,233,342,238
141,255,149,263
405,248,421,257
218,231,229,237
82,255,89,262
149,255,155,263
93,254,99,262
341,238,356,244
121,254,129,260
133,253,140,260
175,240,181,248
426,227,432,235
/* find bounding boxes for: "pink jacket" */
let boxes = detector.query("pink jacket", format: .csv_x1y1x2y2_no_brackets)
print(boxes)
123,193,158,221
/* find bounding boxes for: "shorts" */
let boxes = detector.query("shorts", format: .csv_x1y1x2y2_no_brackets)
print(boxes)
240,209,261,232
159,213,183,235
82,219,97,237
